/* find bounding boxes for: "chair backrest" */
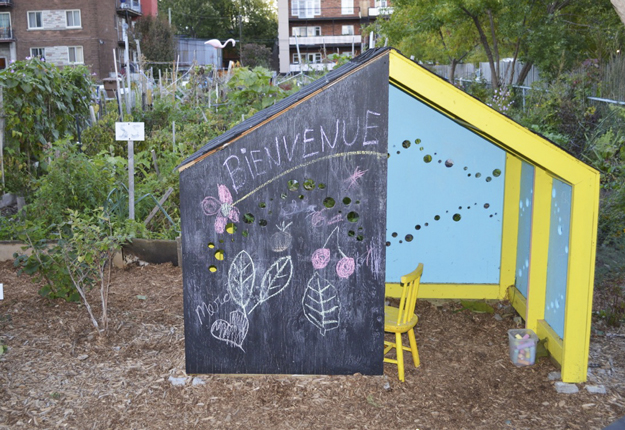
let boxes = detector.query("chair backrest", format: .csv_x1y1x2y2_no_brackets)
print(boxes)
397,263,424,325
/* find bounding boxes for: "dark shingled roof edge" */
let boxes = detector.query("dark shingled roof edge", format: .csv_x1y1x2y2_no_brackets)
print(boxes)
177,47,391,171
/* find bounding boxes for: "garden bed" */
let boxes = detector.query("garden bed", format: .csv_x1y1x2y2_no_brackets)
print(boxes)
0,261,624,429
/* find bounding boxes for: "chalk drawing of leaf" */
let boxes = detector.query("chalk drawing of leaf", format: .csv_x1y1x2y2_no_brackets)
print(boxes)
248,256,293,314
228,250,255,311
302,272,341,336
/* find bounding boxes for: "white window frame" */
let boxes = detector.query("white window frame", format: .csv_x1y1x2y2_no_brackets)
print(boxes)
30,47,45,59
66,10,81,28
293,53,322,64
292,26,321,37
342,25,354,35
67,46,84,64
341,0,354,15
27,11,43,29
292,0,320,18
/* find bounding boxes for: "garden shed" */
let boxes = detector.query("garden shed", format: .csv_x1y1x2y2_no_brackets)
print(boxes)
177,48,600,383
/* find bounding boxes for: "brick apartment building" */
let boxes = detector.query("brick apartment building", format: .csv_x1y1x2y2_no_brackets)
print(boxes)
0,0,157,79
277,0,392,73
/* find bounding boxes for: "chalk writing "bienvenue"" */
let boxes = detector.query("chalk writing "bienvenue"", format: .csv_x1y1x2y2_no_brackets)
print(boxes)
223,110,382,193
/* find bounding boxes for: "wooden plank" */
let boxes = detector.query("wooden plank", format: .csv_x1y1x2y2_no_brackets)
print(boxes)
144,187,174,226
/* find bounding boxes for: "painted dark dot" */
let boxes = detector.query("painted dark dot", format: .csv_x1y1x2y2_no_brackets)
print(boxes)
392,232,398,238
402,140,411,149
467,206,471,210
405,234,414,242
453,213,462,222
348,230,355,237
299,194,305,199
486,177,492,182
475,172,482,178
484,203,490,209
287,179,299,191
356,200,361,204
399,240,403,244
318,183,326,190
258,202,266,209
303,179,316,190
464,166,468,171
397,151,401,154
242,230,249,237
493,169,502,177
343,197,351,205
459,206,462,210
424,155,433,163
243,213,255,224
445,159,454,167
356,235,364,241
490,214,494,218
208,265,217,273
468,174,472,177
425,223,429,227
387,153,390,158
219,239,224,244
358,227,363,230
434,215,440,221
438,160,442,163
225,223,237,234
415,225,421,230
347,212,360,223
386,241,391,247
259,219,268,226
323,197,336,208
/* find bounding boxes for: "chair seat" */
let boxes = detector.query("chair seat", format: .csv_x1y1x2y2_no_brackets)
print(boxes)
384,305,418,332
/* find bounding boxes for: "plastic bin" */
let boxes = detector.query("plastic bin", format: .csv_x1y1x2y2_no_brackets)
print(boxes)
508,329,538,366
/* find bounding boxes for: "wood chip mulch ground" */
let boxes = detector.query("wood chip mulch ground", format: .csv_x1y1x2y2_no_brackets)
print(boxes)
1,261,624,429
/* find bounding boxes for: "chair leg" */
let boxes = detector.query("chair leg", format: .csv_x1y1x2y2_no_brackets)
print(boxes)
395,332,404,382
408,328,420,368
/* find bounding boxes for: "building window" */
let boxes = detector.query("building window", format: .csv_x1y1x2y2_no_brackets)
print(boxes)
342,25,354,35
30,47,45,59
376,0,388,7
292,26,321,37
28,11,43,29
293,53,322,64
341,0,354,15
292,0,320,18
68,46,84,64
0,58,6,70
66,10,81,28
0,13,10,38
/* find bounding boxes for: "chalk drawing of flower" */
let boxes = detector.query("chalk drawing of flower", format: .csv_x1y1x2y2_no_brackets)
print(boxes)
202,184,240,234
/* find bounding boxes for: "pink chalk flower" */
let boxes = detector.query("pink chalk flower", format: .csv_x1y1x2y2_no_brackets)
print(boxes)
201,184,240,234
336,256,355,279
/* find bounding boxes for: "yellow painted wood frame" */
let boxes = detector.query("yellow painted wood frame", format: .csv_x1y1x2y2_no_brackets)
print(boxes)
388,50,600,382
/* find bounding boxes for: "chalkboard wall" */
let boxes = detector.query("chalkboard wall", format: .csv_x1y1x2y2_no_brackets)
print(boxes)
180,55,389,375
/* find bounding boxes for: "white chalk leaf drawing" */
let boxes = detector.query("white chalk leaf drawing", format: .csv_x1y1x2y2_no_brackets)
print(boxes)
210,310,249,351
228,250,255,311
249,256,293,314
302,272,341,336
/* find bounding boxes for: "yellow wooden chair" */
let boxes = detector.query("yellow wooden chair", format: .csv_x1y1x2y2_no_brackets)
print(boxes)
384,263,424,382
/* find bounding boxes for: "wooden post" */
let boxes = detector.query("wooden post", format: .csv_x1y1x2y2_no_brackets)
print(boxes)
113,49,124,120
128,139,135,220
0,86,4,190
151,149,160,177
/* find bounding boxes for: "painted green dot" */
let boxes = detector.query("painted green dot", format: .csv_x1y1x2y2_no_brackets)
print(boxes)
259,202,266,208
281,192,287,199
318,183,326,190
303,179,316,190
424,155,432,163
475,172,482,178
434,215,440,221
493,169,502,177
348,230,355,237
356,235,364,241
242,230,249,237
287,179,300,191
392,232,398,238
244,213,255,224
405,234,413,242
415,225,421,230
299,194,305,199
486,177,492,182
347,212,360,223
343,197,351,205
484,203,490,209
225,223,237,234
402,140,411,149
453,213,462,221
323,197,335,208
415,138,421,144
259,219,268,226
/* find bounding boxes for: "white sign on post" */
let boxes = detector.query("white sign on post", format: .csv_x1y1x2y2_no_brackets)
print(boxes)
115,122,144,221
115,122,145,141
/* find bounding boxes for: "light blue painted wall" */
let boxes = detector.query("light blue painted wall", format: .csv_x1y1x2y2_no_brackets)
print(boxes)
386,85,506,284
544,179,572,339
515,162,535,298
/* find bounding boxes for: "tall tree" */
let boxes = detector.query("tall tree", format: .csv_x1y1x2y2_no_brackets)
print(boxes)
158,0,277,47
132,15,176,73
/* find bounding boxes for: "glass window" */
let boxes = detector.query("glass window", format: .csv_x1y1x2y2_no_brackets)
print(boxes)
66,10,81,28
0,58,6,70
342,25,354,35
68,46,84,64
292,0,320,18
30,47,45,59
341,0,353,15
28,11,43,29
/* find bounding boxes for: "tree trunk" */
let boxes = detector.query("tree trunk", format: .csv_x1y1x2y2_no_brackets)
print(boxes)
516,61,534,86
450,58,457,85
460,6,500,89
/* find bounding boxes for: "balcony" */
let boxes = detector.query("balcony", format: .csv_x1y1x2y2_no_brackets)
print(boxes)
0,0,13,7
290,35,362,46
290,6,362,21
116,0,142,17
0,27,13,41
